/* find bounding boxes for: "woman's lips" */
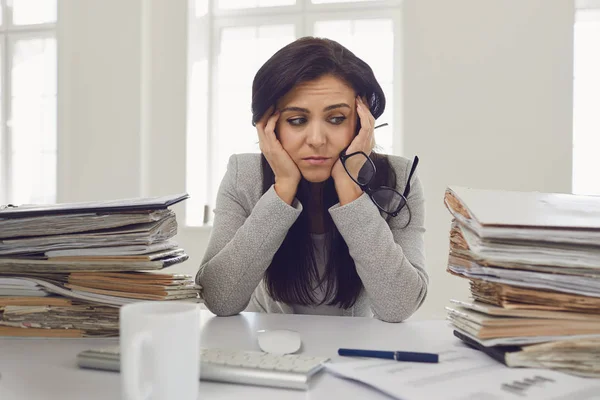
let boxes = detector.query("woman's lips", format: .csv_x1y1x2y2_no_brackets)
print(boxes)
303,157,330,165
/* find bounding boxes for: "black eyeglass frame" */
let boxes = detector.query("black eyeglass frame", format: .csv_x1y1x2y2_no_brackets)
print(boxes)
339,150,419,221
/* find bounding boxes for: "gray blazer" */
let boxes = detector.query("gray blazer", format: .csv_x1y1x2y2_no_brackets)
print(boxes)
196,153,428,322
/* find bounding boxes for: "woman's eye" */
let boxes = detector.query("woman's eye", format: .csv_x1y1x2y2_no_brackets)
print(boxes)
329,116,346,125
288,117,306,126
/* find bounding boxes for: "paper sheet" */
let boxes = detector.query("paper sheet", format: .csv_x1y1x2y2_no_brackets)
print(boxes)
0,216,177,256
0,278,49,297
448,264,600,297
458,224,600,270
325,347,600,400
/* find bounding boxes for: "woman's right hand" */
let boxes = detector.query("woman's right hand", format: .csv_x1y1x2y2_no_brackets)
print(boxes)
256,107,301,205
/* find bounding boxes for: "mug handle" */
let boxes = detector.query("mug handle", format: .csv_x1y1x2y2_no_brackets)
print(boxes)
126,332,152,400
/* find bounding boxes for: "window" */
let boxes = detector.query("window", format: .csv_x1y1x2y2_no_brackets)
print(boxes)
187,0,401,226
0,0,57,206
573,6,600,195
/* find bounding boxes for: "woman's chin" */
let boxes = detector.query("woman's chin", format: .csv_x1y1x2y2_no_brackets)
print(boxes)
301,170,332,183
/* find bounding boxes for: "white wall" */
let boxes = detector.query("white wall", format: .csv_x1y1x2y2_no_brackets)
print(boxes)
57,0,574,320
58,0,211,279
403,0,574,319
57,0,144,201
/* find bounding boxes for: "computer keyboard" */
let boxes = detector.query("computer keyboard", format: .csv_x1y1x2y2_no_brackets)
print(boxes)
77,346,330,390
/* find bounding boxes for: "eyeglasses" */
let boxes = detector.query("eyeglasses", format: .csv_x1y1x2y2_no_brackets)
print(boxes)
339,149,419,226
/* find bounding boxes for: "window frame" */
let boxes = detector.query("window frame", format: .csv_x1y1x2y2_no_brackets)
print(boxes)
186,0,402,227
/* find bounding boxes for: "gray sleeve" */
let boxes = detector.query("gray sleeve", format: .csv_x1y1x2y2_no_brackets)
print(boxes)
328,162,428,323
195,155,302,316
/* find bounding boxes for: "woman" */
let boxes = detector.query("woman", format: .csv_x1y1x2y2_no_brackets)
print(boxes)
196,37,428,322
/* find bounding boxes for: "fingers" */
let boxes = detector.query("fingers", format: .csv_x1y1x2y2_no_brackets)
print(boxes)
257,107,278,139
256,106,274,130
356,96,375,151
356,96,375,130
255,108,301,186
264,110,280,139
257,108,281,155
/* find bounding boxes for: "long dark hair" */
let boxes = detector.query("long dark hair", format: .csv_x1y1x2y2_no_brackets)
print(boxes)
251,37,396,308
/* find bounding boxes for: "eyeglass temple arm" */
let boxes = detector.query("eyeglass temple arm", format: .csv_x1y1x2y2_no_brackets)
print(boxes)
402,156,419,198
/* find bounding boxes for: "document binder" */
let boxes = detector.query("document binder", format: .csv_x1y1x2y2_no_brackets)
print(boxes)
0,193,189,219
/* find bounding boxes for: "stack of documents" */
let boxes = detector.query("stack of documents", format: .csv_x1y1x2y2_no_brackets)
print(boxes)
0,194,201,337
444,186,600,377
0,304,119,338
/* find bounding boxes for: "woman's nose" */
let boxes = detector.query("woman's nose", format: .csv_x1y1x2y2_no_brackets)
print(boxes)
306,124,326,147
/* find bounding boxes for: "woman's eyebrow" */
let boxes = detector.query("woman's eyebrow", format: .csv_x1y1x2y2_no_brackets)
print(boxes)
279,106,309,113
323,103,351,112
279,103,351,114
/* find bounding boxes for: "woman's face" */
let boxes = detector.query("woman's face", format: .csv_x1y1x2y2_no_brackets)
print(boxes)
275,74,357,183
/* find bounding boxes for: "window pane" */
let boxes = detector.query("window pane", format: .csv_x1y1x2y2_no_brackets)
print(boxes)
10,37,57,205
212,24,295,208
315,19,393,82
218,0,295,10
573,12,600,195
314,18,394,154
194,0,209,17
12,0,57,25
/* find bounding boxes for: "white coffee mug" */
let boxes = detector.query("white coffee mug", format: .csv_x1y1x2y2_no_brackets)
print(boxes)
120,301,200,400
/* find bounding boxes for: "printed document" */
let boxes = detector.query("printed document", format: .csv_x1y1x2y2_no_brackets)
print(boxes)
326,346,600,399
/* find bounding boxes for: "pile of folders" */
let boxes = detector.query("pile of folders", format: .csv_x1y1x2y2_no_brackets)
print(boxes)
444,186,600,378
0,194,201,337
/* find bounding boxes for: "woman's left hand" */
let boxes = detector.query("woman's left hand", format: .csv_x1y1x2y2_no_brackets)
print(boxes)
331,96,376,205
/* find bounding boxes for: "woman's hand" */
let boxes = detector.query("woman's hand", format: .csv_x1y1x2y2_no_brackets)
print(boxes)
331,96,376,205
256,107,302,205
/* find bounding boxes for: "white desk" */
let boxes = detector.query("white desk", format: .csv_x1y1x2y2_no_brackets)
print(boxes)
0,310,454,399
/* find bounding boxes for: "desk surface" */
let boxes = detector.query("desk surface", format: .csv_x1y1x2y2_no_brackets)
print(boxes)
0,311,453,399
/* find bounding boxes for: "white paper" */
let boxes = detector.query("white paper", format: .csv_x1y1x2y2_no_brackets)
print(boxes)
446,186,600,229
448,264,600,297
450,324,600,347
5,277,136,307
0,277,50,296
0,289,49,297
0,278,40,287
5,276,200,307
458,223,600,270
449,299,600,320
0,209,172,240
326,347,600,400
0,216,177,256
446,201,600,247
0,193,187,217
45,240,178,257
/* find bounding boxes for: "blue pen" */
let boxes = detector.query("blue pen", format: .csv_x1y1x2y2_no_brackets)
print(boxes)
338,348,439,363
